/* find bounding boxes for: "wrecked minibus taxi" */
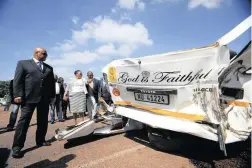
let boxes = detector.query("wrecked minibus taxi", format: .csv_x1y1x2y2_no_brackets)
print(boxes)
55,16,251,156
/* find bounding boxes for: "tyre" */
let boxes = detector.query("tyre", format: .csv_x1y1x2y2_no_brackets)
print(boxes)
147,127,184,152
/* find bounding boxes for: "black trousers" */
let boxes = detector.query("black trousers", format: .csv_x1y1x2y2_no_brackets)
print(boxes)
12,98,49,150
62,99,69,118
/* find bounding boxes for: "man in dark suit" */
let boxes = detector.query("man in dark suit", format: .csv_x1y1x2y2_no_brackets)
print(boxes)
58,77,68,120
50,75,65,124
86,71,100,119
6,79,21,131
12,47,55,158
98,73,113,106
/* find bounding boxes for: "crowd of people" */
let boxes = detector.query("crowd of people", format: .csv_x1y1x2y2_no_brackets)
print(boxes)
5,47,113,158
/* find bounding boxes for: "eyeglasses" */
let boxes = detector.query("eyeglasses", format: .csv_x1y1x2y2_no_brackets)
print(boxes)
37,51,47,56
41,52,48,56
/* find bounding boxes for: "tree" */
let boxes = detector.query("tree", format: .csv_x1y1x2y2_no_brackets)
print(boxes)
0,80,10,97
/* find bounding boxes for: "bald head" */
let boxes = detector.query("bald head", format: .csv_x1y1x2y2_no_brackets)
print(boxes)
87,71,94,79
33,47,48,61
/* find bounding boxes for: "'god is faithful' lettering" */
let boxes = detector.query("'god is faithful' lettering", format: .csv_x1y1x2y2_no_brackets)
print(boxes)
117,69,212,84
118,72,147,83
152,69,212,84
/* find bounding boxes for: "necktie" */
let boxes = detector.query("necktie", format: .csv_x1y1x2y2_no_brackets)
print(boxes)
37,62,43,71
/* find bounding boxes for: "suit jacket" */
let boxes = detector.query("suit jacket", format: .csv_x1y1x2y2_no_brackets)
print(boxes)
98,78,111,100
86,78,100,103
13,59,56,104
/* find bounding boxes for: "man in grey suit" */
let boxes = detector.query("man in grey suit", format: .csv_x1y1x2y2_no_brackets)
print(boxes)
86,71,100,119
12,47,55,158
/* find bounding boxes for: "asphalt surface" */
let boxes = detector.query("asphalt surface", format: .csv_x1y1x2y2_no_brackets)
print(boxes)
0,107,251,168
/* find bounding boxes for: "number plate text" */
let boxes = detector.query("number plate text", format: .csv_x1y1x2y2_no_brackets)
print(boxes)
134,93,169,104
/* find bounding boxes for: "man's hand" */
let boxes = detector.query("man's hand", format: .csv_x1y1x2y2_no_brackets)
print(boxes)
98,97,104,103
63,95,68,101
14,97,22,103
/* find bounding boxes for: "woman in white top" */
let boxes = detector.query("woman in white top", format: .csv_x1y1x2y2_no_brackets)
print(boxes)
63,70,88,125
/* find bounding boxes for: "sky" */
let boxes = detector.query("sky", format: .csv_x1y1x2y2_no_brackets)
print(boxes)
0,0,250,81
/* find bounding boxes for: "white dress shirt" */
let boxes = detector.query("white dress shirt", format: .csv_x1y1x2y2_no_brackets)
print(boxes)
33,58,43,70
55,83,60,94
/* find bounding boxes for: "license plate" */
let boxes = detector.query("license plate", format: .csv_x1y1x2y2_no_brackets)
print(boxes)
134,93,169,105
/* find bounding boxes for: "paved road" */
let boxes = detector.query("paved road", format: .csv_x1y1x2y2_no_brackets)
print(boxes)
0,107,250,168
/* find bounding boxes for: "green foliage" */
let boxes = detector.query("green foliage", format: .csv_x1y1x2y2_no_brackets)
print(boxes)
0,80,10,98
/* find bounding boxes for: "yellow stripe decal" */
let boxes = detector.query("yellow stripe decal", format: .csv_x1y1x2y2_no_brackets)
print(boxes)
108,66,117,83
115,101,205,121
227,101,250,107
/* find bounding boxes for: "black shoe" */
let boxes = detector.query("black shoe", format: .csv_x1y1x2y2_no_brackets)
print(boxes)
58,119,65,122
37,142,51,147
50,120,55,124
12,149,23,158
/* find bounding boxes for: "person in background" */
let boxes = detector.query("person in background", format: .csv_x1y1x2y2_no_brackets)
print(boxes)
99,73,113,106
50,75,65,124
4,93,11,111
12,47,55,158
62,81,70,120
57,77,65,121
49,75,57,123
6,80,21,131
86,71,100,120
58,77,68,120
64,70,88,125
